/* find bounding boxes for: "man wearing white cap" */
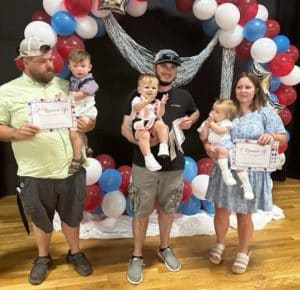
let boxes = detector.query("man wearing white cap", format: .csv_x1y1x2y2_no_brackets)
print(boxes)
0,36,94,285
121,49,200,285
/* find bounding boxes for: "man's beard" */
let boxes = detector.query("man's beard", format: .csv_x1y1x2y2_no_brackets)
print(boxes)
159,80,173,86
30,69,55,84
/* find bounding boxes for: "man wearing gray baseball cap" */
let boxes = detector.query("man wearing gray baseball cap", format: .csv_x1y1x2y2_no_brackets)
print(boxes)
0,36,95,285
121,49,199,285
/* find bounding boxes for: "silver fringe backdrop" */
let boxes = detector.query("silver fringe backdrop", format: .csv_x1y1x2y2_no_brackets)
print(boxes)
103,13,219,87
220,48,236,99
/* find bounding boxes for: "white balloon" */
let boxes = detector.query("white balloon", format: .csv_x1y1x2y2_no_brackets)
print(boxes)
43,0,66,16
256,4,269,21
275,153,286,170
24,21,57,47
193,0,218,21
75,16,98,39
191,174,210,200
126,0,148,17
101,191,126,218
219,25,244,48
91,0,111,18
86,157,102,186
280,65,300,86
250,37,277,63
215,3,240,31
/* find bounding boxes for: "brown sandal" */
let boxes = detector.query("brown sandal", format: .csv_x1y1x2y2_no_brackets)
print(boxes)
69,157,84,174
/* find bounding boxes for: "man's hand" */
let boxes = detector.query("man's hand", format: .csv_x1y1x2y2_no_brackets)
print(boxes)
77,117,95,133
179,115,193,130
12,124,39,140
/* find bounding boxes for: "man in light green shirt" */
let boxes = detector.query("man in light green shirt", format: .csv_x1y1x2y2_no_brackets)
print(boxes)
0,36,95,285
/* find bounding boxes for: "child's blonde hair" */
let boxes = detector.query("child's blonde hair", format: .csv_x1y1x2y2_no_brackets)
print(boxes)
68,49,91,63
137,74,159,87
213,99,237,120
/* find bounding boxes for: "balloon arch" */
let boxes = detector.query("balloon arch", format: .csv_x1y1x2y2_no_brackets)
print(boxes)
16,0,298,217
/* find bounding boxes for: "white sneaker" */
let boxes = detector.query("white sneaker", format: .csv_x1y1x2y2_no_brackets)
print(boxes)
157,143,169,158
145,154,162,171
222,171,237,186
242,184,254,200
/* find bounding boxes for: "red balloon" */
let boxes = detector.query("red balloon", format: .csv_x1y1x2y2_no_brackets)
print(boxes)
31,9,51,23
96,154,116,171
64,0,93,16
197,157,214,175
279,107,292,125
181,180,192,203
217,0,233,3
56,35,85,59
236,0,258,25
84,184,103,211
175,0,194,13
118,165,132,193
275,85,297,106
268,53,295,77
235,39,252,60
278,142,288,154
15,59,24,72
264,19,280,38
286,45,299,63
51,48,64,74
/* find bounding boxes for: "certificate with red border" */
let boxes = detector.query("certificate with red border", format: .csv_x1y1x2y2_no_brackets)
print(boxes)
230,139,279,171
27,97,77,131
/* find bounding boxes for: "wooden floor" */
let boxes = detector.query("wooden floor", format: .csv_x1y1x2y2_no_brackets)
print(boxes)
0,179,299,290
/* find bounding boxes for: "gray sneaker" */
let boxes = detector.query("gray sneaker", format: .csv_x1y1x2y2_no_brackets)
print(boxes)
127,257,144,285
157,247,181,272
29,256,53,285
66,251,93,276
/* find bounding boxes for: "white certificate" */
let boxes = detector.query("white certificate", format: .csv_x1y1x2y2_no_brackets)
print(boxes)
27,97,77,131
230,139,279,171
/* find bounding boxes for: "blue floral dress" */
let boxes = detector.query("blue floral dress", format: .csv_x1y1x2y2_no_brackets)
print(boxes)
205,106,286,213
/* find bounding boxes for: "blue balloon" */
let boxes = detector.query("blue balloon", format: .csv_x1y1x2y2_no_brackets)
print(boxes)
98,169,122,192
125,197,134,217
183,156,197,182
178,195,201,216
272,35,290,53
201,200,215,215
201,17,218,37
96,18,106,38
91,206,103,215
270,75,281,92
269,93,279,103
285,129,290,142
51,11,76,36
56,60,70,79
243,18,266,42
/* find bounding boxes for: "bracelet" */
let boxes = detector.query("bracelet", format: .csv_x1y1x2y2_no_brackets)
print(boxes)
269,133,275,140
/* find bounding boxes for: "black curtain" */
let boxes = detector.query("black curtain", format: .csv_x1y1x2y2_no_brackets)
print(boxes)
0,0,299,196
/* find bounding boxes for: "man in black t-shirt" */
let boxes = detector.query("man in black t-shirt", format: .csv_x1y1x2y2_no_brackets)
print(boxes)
121,49,199,285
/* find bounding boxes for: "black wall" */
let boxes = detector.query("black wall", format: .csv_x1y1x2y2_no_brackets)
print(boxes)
0,0,299,195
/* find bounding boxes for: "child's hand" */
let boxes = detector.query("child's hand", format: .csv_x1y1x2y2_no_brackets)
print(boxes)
161,94,169,104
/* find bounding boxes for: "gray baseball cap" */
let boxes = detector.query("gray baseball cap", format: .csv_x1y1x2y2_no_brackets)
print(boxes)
16,36,51,60
154,49,181,66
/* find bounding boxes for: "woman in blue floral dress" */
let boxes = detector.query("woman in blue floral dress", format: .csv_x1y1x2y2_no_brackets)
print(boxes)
202,72,287,274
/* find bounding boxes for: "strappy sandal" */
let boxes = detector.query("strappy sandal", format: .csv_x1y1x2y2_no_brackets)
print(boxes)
209,243,225,265
69,157,84,174
232,252,251,274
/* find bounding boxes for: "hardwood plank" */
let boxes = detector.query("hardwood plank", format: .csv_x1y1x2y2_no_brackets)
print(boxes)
0,178,299,289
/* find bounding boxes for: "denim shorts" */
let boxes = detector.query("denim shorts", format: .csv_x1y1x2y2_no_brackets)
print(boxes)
128,164,183,216
17,169,86,233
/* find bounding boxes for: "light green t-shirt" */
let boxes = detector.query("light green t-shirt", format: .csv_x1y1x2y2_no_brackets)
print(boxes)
0,74,74,178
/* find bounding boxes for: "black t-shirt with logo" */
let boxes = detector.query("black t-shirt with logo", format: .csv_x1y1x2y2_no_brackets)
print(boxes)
124,87,197,171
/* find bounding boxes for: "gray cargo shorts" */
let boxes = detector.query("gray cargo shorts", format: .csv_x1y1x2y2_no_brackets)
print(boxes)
128,164,183,216
17,169,86,233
